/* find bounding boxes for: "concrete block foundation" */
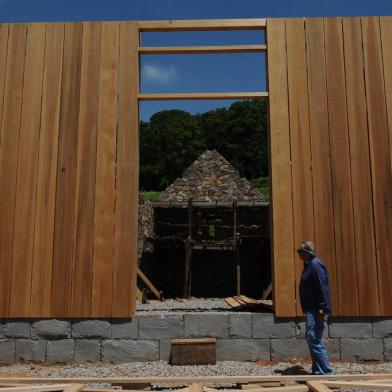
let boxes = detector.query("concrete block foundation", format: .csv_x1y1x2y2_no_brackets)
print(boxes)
0,313,391,363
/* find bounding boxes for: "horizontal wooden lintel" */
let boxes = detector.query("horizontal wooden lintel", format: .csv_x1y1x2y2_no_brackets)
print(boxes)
137,19,266,32
138,92,269,101
139,45,267,54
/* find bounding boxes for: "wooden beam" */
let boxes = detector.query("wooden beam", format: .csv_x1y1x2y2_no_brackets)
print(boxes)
306,381,333,392
64,385,85,392
138,92,268,101
262,282,272,299
322,380,392,389
1,374,391,384
137,19,266,31
137,267,161,300
139,45,267,54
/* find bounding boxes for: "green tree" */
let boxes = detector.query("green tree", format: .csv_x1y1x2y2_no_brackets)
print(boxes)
139,100,268,191
139,110,206,190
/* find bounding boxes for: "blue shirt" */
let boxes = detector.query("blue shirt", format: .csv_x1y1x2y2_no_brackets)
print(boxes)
299,257,331,314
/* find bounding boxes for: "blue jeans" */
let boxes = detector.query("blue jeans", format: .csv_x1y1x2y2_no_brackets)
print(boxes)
305,311,332,375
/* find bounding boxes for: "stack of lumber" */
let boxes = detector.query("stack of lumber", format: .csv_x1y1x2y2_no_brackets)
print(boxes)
1,373,391,391
225,295,273,310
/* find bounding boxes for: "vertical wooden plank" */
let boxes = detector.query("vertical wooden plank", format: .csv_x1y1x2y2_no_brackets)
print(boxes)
382,17,392,172
92,23,119,317
305,18,338,314
362,17,392,315
30,23,64,317
51,23,83,317
112,22,139,317
71,22,101,317
0,24,9,146
0,24,27,317
9,24,46,317
325,17,359,316
266,19,296,317
286,19,315,315
342,18,379,316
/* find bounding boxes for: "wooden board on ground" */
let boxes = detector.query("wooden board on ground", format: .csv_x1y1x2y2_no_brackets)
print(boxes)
170,338,216,366
225,295,273,310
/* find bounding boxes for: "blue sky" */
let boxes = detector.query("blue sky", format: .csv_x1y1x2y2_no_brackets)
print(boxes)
1,0,391,120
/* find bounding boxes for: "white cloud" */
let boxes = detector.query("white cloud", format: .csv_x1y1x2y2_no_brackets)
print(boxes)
143,63,177,84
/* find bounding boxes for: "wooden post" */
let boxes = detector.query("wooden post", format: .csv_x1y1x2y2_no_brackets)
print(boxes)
183,199,193,298
233,200,240,295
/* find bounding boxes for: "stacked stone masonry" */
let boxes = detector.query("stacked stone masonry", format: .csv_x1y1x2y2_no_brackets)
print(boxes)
0,314,391,363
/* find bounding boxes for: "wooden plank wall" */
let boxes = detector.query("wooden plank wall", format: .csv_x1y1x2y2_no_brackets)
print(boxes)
268,16,392,317
0,22,139,318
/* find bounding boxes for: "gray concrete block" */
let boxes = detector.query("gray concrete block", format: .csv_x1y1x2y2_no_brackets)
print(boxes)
0,340,15,364
139,315,183,339
296,318,306,338
384,338,392,360
0,320,5,338
271,339,309,360
72,319,111,339
253,314,295,338
46,339,74,363
102,340,159,362
159,339,171,362
217,339,270,361
325,338,340,360
329,317,372,338
74,339,101,362
31,319,70,339
341,338,383,361
5,320,30,338
373,318,392,338
185,313,228,338
112,318,138,339
229,314,252,338
16,340,46,363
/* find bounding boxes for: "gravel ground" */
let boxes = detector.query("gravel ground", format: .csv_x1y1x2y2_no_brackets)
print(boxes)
136,298,232,312
0,360,391,390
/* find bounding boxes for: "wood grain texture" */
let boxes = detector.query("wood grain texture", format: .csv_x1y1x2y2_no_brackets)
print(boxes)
0,24,27,317
30,23,64,316
92,23,119,316
342,18,379,315
324,17,359,315
9,24,46,317
381,17,392,172
266,19,296,317
286,18,315,315
0,24,8,146
112,23,139,317
71,22,101,317
362,17,392,314
51,23,83,317
305,18,338,314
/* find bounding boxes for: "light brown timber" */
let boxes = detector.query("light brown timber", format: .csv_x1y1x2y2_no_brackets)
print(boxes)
305,18,338,313
324,17,359,315
92,23,119,317
9,24,46,317
342,17,379,315
71,22,101,317
112,22,139,316
138,45,267,54
266,18,296,317
286,18,315,315
51,23,83,317
0,24,27,317
362,16,392,314
30,23,64,316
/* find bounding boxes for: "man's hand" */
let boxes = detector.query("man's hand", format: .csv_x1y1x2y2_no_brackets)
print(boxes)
317,311,326,323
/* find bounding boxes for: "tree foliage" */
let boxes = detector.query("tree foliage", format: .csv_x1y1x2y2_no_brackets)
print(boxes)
140,100,268,191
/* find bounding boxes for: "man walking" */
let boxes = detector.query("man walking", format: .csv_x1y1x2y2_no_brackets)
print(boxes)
297,241,332,375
